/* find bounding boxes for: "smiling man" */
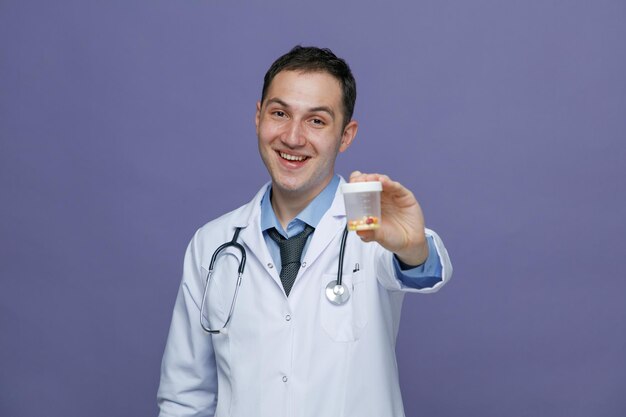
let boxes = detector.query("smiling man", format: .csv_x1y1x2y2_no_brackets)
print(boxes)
157,46,452,417
256,69,357,230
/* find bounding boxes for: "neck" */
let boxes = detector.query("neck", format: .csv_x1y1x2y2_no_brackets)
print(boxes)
270,189,314,231
270,177,333,230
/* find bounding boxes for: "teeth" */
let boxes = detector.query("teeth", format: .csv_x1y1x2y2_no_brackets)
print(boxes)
280,152,306,161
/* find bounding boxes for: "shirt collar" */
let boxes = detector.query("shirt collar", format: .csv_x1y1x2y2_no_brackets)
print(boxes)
260,175,340,236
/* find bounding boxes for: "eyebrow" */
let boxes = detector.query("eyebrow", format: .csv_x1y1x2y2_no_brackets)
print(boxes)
265,98,336,121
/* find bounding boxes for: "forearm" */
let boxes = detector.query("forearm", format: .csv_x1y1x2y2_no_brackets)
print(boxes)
376,228,453,293
393,234,443,289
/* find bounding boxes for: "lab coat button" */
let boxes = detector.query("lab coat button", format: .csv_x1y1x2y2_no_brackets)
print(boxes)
285,314,291,321
282,376,288,382
301,262,307,268
267,263,274,269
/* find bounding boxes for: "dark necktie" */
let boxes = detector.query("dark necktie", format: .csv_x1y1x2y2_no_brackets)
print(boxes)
267,225,315,296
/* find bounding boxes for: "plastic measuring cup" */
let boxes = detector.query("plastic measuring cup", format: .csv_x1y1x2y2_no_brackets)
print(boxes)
340,181,383,231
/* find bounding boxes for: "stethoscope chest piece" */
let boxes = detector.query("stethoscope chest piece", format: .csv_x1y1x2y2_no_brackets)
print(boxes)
325,280,350,305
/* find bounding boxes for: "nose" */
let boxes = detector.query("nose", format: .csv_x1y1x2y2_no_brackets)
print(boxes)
281,120,306,148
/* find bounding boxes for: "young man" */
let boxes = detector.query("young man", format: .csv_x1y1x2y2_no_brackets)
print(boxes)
158,46,452,417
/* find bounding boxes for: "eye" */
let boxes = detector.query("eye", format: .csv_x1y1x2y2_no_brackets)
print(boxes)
272,110,287,118
310,118,325,126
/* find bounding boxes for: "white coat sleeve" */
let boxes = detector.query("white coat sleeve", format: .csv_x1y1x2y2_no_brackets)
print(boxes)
376,227,453,293
157,231,218,417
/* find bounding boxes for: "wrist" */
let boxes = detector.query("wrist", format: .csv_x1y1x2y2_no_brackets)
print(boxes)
394,241,429,267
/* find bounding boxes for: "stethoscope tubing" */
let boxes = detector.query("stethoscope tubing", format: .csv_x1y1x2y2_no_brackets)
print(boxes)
336,227,349,287
200,226,350,334
200,228,246,334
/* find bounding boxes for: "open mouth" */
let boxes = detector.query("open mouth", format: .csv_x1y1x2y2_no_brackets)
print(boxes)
278,151,308,162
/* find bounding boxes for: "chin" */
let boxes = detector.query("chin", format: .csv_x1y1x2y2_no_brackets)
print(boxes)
273,178,304,193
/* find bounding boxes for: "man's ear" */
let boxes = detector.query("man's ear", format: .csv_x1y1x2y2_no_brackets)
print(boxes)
339,120,358,153
255,101,261,134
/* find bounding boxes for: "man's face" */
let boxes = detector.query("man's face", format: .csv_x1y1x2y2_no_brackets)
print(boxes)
256,70,357,202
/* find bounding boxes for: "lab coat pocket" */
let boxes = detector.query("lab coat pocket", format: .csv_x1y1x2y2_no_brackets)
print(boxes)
319,272,368,342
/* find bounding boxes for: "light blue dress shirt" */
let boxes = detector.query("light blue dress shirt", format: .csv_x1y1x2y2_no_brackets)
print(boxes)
260,175,442,289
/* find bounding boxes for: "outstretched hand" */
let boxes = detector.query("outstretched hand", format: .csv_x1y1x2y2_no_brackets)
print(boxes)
349,171,428,266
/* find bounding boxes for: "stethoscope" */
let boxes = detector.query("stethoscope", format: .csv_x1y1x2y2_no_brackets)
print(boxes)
200,226,351,334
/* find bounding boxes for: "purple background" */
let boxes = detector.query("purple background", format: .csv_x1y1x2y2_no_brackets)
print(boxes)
1,1,625,416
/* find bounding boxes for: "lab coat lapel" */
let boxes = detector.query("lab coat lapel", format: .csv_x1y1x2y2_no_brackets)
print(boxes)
235,183,285,293
302,183,347,268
